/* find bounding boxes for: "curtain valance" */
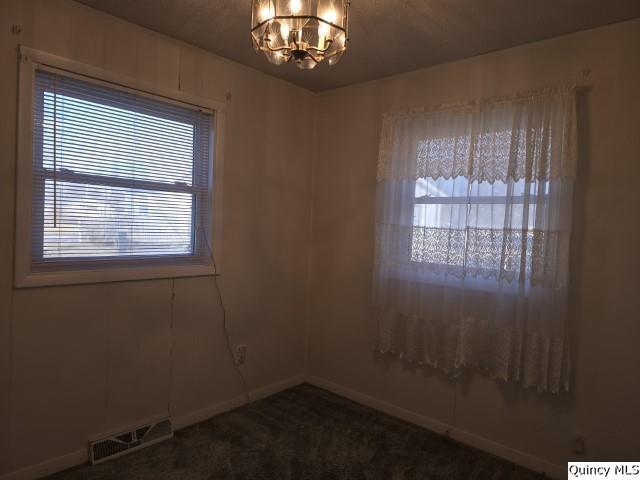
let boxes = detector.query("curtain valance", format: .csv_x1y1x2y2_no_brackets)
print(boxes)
377,86,577,184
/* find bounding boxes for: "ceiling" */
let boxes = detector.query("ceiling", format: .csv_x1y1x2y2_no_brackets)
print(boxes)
75,0,640,92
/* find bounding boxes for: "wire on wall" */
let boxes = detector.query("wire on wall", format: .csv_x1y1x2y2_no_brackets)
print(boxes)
200,224,251,404
210,261,251,405
196,85,250,404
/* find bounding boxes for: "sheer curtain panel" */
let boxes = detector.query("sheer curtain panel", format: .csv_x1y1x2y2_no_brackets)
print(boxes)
374,87,578,393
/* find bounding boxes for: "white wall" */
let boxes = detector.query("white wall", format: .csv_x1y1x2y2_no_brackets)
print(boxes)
308,18,640,474
0,0,313,477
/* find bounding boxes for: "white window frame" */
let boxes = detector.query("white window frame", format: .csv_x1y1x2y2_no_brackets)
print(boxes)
410,191,532,266
405,178,547,294
15,46,225,287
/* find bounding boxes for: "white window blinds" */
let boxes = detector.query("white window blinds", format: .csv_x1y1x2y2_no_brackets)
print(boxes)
31,68,213,270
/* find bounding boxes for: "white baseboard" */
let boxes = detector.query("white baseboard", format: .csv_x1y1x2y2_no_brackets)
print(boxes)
0,374,305,480
306,375,565,480
0,449,88,480
173,374,306,430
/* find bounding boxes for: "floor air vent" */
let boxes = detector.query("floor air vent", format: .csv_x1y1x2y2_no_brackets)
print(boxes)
90,418,173,464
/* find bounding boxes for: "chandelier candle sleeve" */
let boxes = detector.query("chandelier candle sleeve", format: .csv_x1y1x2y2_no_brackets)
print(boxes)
251,0,350,69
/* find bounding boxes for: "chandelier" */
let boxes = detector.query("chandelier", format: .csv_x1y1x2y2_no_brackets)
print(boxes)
251,0,350,69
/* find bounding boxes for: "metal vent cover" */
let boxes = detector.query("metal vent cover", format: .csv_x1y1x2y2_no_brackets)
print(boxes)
90,418,173,464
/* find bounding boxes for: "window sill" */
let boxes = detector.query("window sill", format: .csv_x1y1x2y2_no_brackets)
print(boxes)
15,263,217,288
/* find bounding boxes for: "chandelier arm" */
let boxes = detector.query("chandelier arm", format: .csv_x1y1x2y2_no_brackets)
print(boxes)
262,42,292,54
306,51,322,63
324,46,346,59
262,36,293,57
260,47,292,61
307,39,333,54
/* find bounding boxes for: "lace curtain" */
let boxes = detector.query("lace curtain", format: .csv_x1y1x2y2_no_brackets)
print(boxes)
373,87,577,393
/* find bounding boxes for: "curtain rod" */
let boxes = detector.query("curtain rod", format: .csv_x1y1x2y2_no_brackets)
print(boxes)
382,84,591,120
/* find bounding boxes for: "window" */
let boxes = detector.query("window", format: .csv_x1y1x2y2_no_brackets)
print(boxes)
410,173,547,281
16,48,224,287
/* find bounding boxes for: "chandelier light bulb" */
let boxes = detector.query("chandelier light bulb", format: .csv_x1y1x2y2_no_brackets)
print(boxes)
318,22,330,37
280,22,290,41
259,5,275,22
289,0,302,14
321,8,337,24
251,0,350,70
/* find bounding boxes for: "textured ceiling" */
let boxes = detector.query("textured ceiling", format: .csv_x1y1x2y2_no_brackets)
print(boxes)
74,0,640,92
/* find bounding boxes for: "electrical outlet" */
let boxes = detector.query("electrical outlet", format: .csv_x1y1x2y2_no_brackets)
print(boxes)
572,433,585,455
235,344,247,365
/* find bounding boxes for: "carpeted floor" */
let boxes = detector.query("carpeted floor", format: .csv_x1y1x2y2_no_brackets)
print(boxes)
46,384,544,479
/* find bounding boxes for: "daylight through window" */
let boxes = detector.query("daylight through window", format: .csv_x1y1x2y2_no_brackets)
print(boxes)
31,69,213,269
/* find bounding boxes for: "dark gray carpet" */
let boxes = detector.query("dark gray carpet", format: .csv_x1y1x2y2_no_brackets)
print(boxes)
46,384,544,479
